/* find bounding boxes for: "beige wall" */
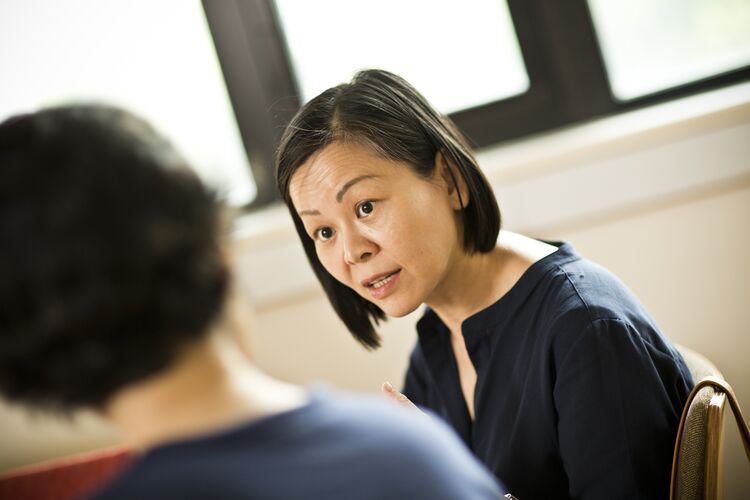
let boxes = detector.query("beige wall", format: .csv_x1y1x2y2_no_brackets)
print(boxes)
2,84,748,496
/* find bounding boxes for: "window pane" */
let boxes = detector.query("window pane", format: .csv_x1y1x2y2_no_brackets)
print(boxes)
587,0,750,101
0,0,256,206
273,0,529,114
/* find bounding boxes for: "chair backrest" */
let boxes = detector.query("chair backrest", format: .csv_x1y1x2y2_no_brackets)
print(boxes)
671,345,725,500
0,446,131,500
671,345,750,500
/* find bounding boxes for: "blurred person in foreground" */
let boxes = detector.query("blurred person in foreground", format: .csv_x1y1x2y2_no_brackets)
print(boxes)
0,105,505,500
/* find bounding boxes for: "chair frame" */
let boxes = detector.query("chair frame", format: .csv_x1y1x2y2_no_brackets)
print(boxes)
670,375,750,500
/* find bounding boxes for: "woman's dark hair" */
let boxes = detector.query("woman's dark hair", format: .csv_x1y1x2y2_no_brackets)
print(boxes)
0,105,229,412
276,69,501,349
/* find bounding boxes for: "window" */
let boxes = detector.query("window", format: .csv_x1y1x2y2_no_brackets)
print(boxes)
588,0,750,100
0,0,255,206
27,0,733,211
273,0,528,114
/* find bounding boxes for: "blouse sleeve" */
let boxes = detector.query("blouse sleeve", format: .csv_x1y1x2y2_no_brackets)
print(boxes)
553,318,683,500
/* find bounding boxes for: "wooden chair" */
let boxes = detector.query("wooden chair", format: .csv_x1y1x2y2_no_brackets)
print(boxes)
670,345,750,500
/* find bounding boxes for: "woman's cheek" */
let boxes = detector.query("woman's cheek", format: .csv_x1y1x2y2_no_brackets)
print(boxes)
370,212,399,244
317,246,341,280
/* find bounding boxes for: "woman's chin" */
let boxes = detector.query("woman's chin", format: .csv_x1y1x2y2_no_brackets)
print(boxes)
356,287,422,318
379,299,421,318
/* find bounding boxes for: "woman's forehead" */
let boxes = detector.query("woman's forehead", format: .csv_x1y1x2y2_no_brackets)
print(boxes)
289,142,401,201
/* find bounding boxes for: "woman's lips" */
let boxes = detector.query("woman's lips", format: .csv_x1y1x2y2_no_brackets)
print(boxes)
365,269,401,300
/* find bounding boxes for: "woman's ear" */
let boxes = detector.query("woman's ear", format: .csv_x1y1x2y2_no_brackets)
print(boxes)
435,150,470,210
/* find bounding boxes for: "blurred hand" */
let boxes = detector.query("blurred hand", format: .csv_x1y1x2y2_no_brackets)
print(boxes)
382,382,420,412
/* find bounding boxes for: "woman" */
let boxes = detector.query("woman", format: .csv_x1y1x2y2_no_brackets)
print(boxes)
276,69,693,499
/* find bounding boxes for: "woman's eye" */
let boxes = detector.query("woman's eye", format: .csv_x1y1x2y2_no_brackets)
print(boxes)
315,227,335,241
357,201,374,217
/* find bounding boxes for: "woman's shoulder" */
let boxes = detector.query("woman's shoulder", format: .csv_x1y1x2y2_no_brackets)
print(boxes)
547,252,652,325
489,242,659,364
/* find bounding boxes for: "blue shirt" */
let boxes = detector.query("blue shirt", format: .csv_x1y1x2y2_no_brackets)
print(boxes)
90,387,505,499
403,242,693,500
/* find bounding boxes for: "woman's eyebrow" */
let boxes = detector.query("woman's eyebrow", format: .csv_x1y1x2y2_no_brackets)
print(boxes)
299,209,320,217
336,175,378,202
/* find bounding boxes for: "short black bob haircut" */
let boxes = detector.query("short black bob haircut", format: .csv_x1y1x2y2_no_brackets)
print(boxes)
276,69,501,349
0,105,228,412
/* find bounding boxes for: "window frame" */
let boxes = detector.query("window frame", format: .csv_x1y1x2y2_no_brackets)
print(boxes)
202,0,750,210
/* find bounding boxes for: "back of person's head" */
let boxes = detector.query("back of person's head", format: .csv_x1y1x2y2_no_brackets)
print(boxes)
0,105,229,412
275,69,501,348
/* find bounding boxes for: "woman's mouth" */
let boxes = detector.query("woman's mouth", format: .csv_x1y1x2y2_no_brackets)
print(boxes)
370,273,396,288
363,269,401,300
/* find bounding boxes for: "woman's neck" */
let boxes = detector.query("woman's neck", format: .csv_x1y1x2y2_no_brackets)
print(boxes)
426,231,557,335
104,321,308,450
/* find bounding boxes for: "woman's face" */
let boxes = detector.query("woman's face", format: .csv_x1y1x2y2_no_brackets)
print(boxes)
289,141,465,317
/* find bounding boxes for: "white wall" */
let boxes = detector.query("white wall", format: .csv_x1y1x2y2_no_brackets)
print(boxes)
2,82,748,496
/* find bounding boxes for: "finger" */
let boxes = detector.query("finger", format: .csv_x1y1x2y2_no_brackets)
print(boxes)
382,382,415,406
383,382,407,402
382,381,404,402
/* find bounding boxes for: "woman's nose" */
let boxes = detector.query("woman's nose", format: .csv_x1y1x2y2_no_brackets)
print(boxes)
343,230,377,265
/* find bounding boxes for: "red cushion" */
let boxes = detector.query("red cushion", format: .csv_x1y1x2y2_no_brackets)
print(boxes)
0,447,131,500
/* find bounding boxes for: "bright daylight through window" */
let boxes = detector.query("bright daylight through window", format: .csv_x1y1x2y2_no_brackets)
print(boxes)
587,0,750,100
273,0,529,114
0,0,256,206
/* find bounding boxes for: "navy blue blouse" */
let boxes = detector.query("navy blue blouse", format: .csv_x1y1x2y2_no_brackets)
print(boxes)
403,242,693,500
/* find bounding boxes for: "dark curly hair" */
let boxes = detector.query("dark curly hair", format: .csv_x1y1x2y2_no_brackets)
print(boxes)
276,69,501,349
0,105,229,412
